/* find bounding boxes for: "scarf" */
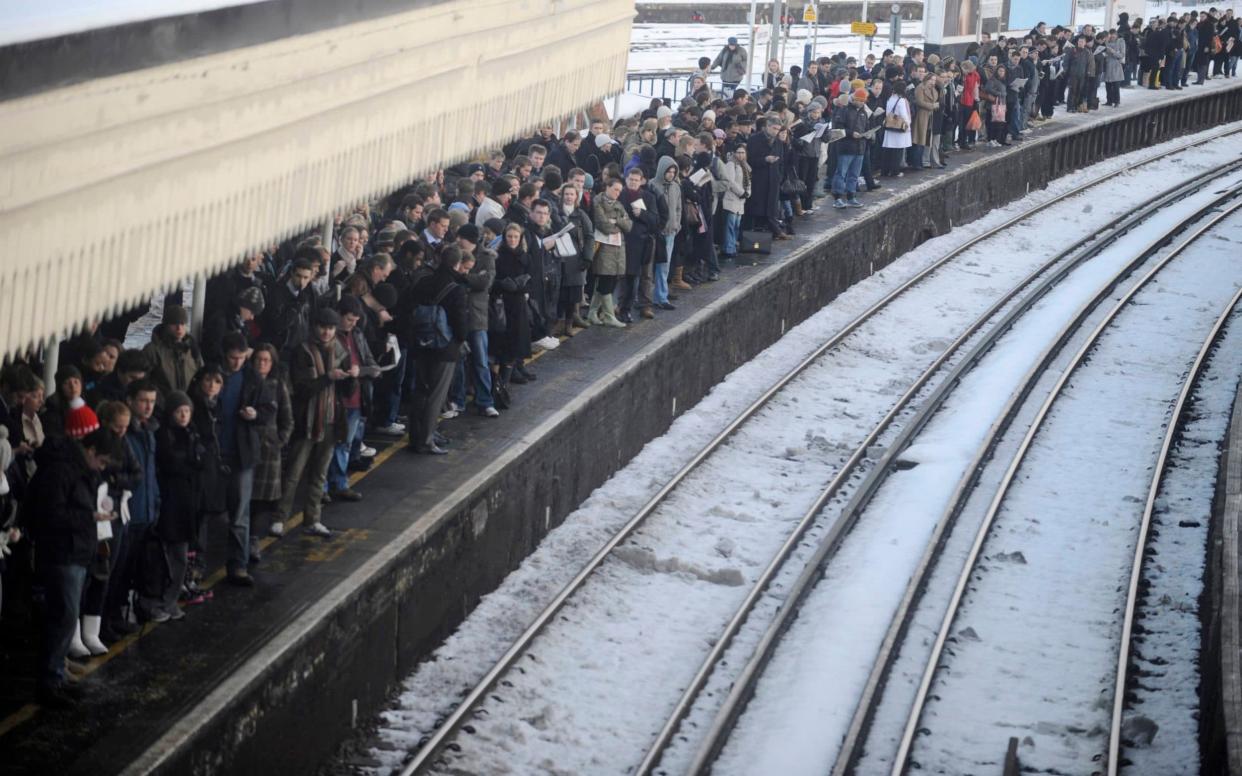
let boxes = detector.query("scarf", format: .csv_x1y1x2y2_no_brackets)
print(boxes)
301,340,335,439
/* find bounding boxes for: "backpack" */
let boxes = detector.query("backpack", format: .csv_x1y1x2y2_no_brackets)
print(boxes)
410,283,455,350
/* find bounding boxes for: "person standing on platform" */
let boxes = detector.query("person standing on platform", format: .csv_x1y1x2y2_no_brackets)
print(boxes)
405,247,469,455
275,308,354,538
712,37,748,96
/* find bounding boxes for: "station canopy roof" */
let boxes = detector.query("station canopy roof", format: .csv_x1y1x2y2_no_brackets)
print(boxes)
0,0,633,360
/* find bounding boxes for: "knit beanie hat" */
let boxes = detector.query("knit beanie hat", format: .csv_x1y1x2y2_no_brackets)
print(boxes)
595,133,613,149
65,397,100,439
853,88,869,101
656,105,673,119
55,364,82,388
483,218,506,236
703,110,716,122
796,89,812,105
165,390,192,418
851,78,866,90
164,305,189,326
237,286,265,316
456,223,481,245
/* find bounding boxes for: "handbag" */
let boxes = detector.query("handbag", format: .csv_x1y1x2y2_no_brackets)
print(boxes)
883,101,909,132
739,230,773,255
992,102,1007,123
780,176,807,195
487,294,507,335
966,110,982,132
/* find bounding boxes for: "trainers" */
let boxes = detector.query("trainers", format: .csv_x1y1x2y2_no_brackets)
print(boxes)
227,570,255,587
358,444,377,458
305,522,331,538
329,488,363,502
142,606,171,624
164,605,186,621
480,406,500,418
847,198,863,208
833,198,847,209
533,336,560,351
439,408,461,420
269,521,285,537
373,422,406,436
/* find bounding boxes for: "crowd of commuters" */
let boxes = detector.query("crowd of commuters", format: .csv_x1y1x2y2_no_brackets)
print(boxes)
1,8,1237,711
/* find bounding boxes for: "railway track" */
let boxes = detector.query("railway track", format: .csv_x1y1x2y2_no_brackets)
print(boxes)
656,176,1242,776
884,199,1242,776
394,130,1242,776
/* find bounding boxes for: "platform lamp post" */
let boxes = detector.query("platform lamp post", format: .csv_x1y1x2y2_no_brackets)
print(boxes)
747,0,759,88
858,0,869,61
768,0,784,67
190,273,207,340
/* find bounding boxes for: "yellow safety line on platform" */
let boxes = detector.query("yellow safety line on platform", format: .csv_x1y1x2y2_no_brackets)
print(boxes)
0,435,407,735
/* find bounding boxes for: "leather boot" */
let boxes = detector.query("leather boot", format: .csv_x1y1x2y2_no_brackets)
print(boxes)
571,306,590,329
670,267,692,291
586,292,605,325
600,294,627,328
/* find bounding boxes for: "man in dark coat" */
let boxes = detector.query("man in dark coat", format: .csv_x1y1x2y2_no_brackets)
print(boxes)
217,333,275,585
404,247,470,455
28,429,122,707
263,257,318,367
744,118,788,239
617,168,661,323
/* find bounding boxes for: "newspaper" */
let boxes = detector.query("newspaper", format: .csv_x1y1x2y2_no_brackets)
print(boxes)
689,168,713,186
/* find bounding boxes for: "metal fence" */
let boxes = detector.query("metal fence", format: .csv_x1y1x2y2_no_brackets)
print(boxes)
625,70,725,103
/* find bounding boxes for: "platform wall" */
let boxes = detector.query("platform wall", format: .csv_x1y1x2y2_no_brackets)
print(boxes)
129,84,1242,776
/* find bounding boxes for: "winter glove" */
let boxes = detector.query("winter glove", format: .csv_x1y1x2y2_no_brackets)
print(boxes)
120,490,133,525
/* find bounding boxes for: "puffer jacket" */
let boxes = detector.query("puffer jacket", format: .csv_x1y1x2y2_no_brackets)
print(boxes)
28,435,101,567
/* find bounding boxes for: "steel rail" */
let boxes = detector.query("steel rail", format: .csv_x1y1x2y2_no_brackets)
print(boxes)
398,127,1242,776
678,173,1242,776
637,155,1242,776
1107,290,1242,773
889,195,1242,776
829,186,1242,774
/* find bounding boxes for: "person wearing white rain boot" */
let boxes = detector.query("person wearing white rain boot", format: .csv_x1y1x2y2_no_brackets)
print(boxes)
590,178,632,331
68,620,92,659
80,615,109,656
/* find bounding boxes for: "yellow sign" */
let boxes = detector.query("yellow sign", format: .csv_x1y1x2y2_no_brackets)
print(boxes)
851,21,878,36
803,5,817,23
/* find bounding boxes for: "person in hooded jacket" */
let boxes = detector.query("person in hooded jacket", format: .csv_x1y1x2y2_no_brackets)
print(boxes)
143,306,203,402
28,428,121,708
651,156,682,306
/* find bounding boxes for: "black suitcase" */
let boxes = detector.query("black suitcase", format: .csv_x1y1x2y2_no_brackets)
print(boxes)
739,230,773,255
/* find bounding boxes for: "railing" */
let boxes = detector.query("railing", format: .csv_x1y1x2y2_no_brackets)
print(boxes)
625,69,724,102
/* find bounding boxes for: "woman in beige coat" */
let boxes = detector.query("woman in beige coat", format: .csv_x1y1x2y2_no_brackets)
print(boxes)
588,178,632,328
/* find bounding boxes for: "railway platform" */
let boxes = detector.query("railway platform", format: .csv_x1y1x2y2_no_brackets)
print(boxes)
2,76,1241,776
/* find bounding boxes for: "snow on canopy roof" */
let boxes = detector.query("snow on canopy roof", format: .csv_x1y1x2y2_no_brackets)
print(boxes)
0,0,266,47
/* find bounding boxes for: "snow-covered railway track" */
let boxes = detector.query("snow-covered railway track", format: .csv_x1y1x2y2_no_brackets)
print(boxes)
389,133,1242,776
888,198,1242,776
654,176,1242,776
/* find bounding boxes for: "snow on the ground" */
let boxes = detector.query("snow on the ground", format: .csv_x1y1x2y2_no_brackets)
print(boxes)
363,118,1242,775
627,21,923,74
1122,308,1242,775
707,165,1242,776
908,210,1242,774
